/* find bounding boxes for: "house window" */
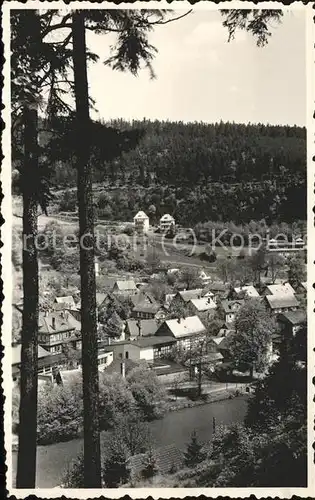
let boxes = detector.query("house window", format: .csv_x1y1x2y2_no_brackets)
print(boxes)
125,351,129,359
119,353,123,359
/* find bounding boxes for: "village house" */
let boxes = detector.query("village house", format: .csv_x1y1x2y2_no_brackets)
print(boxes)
132,302,165,320
172,289,204,308
155,315,206,349
159,213,175,233
37,310,81,354
221,299,245,324
265,294,300,315
262,282,296,297
277,310,307,337
133,211,149,234
199,270,212,286
108,336,176,363
129,290,157,308
189,351,224,378
189,296,217,314
125,319,160,340
54,295,77,310
96,347,114,371
204,282,229,302
12,343,65,382
209,336,231,361
112,280,138,296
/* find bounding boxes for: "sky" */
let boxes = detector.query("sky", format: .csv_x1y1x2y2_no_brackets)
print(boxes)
85,9,306,127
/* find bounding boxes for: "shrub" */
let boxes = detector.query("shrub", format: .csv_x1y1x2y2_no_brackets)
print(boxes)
98,373,136,430
62,453,85,488
37,377,83,444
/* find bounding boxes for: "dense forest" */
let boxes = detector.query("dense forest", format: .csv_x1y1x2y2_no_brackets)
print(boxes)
40,120,306,225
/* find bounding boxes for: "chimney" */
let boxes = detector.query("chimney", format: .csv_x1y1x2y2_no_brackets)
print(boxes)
177,318,181,323
136,319,142,337
52,316,56,329
120,359,126,378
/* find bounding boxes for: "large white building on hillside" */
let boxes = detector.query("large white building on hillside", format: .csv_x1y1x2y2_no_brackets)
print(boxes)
133,211,149,234
159,214,175,232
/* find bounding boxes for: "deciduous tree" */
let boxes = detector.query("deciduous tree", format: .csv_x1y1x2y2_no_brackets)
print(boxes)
228,299,276,377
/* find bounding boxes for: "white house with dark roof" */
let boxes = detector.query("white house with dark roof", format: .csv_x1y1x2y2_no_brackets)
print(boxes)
133,211,149,234
155,315,206,349
159,213,175,232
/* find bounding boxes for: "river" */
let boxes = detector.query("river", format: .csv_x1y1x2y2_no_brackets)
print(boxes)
12,395,249,488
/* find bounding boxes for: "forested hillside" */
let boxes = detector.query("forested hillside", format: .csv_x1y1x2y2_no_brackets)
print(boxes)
50,120,306,224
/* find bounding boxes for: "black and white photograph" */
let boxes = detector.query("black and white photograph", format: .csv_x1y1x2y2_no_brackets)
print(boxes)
2,1,314,496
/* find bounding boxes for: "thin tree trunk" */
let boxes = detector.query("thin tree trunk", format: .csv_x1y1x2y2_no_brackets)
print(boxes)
72,11,101,487
16,105,39,488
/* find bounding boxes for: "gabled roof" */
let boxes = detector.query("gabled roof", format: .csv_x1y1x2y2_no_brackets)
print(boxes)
55,296,76,307
134,211,149,219
66,311,81,331
206,282,229,293
126,319,160,338
211,336,230,350
158,316,206,338
160,214,175,222
266,283,296,296
96,293,108,306
12,344,50,366
221,299,245,314
277,310,307,325
38,311,76,335
234,286,259,298
265,294,300,310
177,289,203,302
300,282,307,292
127,444,183,477
113,280,137,291
107,310,124,326
129,291,157,308
190,297,216,312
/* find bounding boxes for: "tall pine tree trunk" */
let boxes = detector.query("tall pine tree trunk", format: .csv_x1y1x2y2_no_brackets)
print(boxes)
72,11,101,487
16,105,39,488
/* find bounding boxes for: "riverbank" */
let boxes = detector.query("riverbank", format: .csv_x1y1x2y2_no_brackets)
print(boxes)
165,384,249,412
11,395,249,488
11,384,249,452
